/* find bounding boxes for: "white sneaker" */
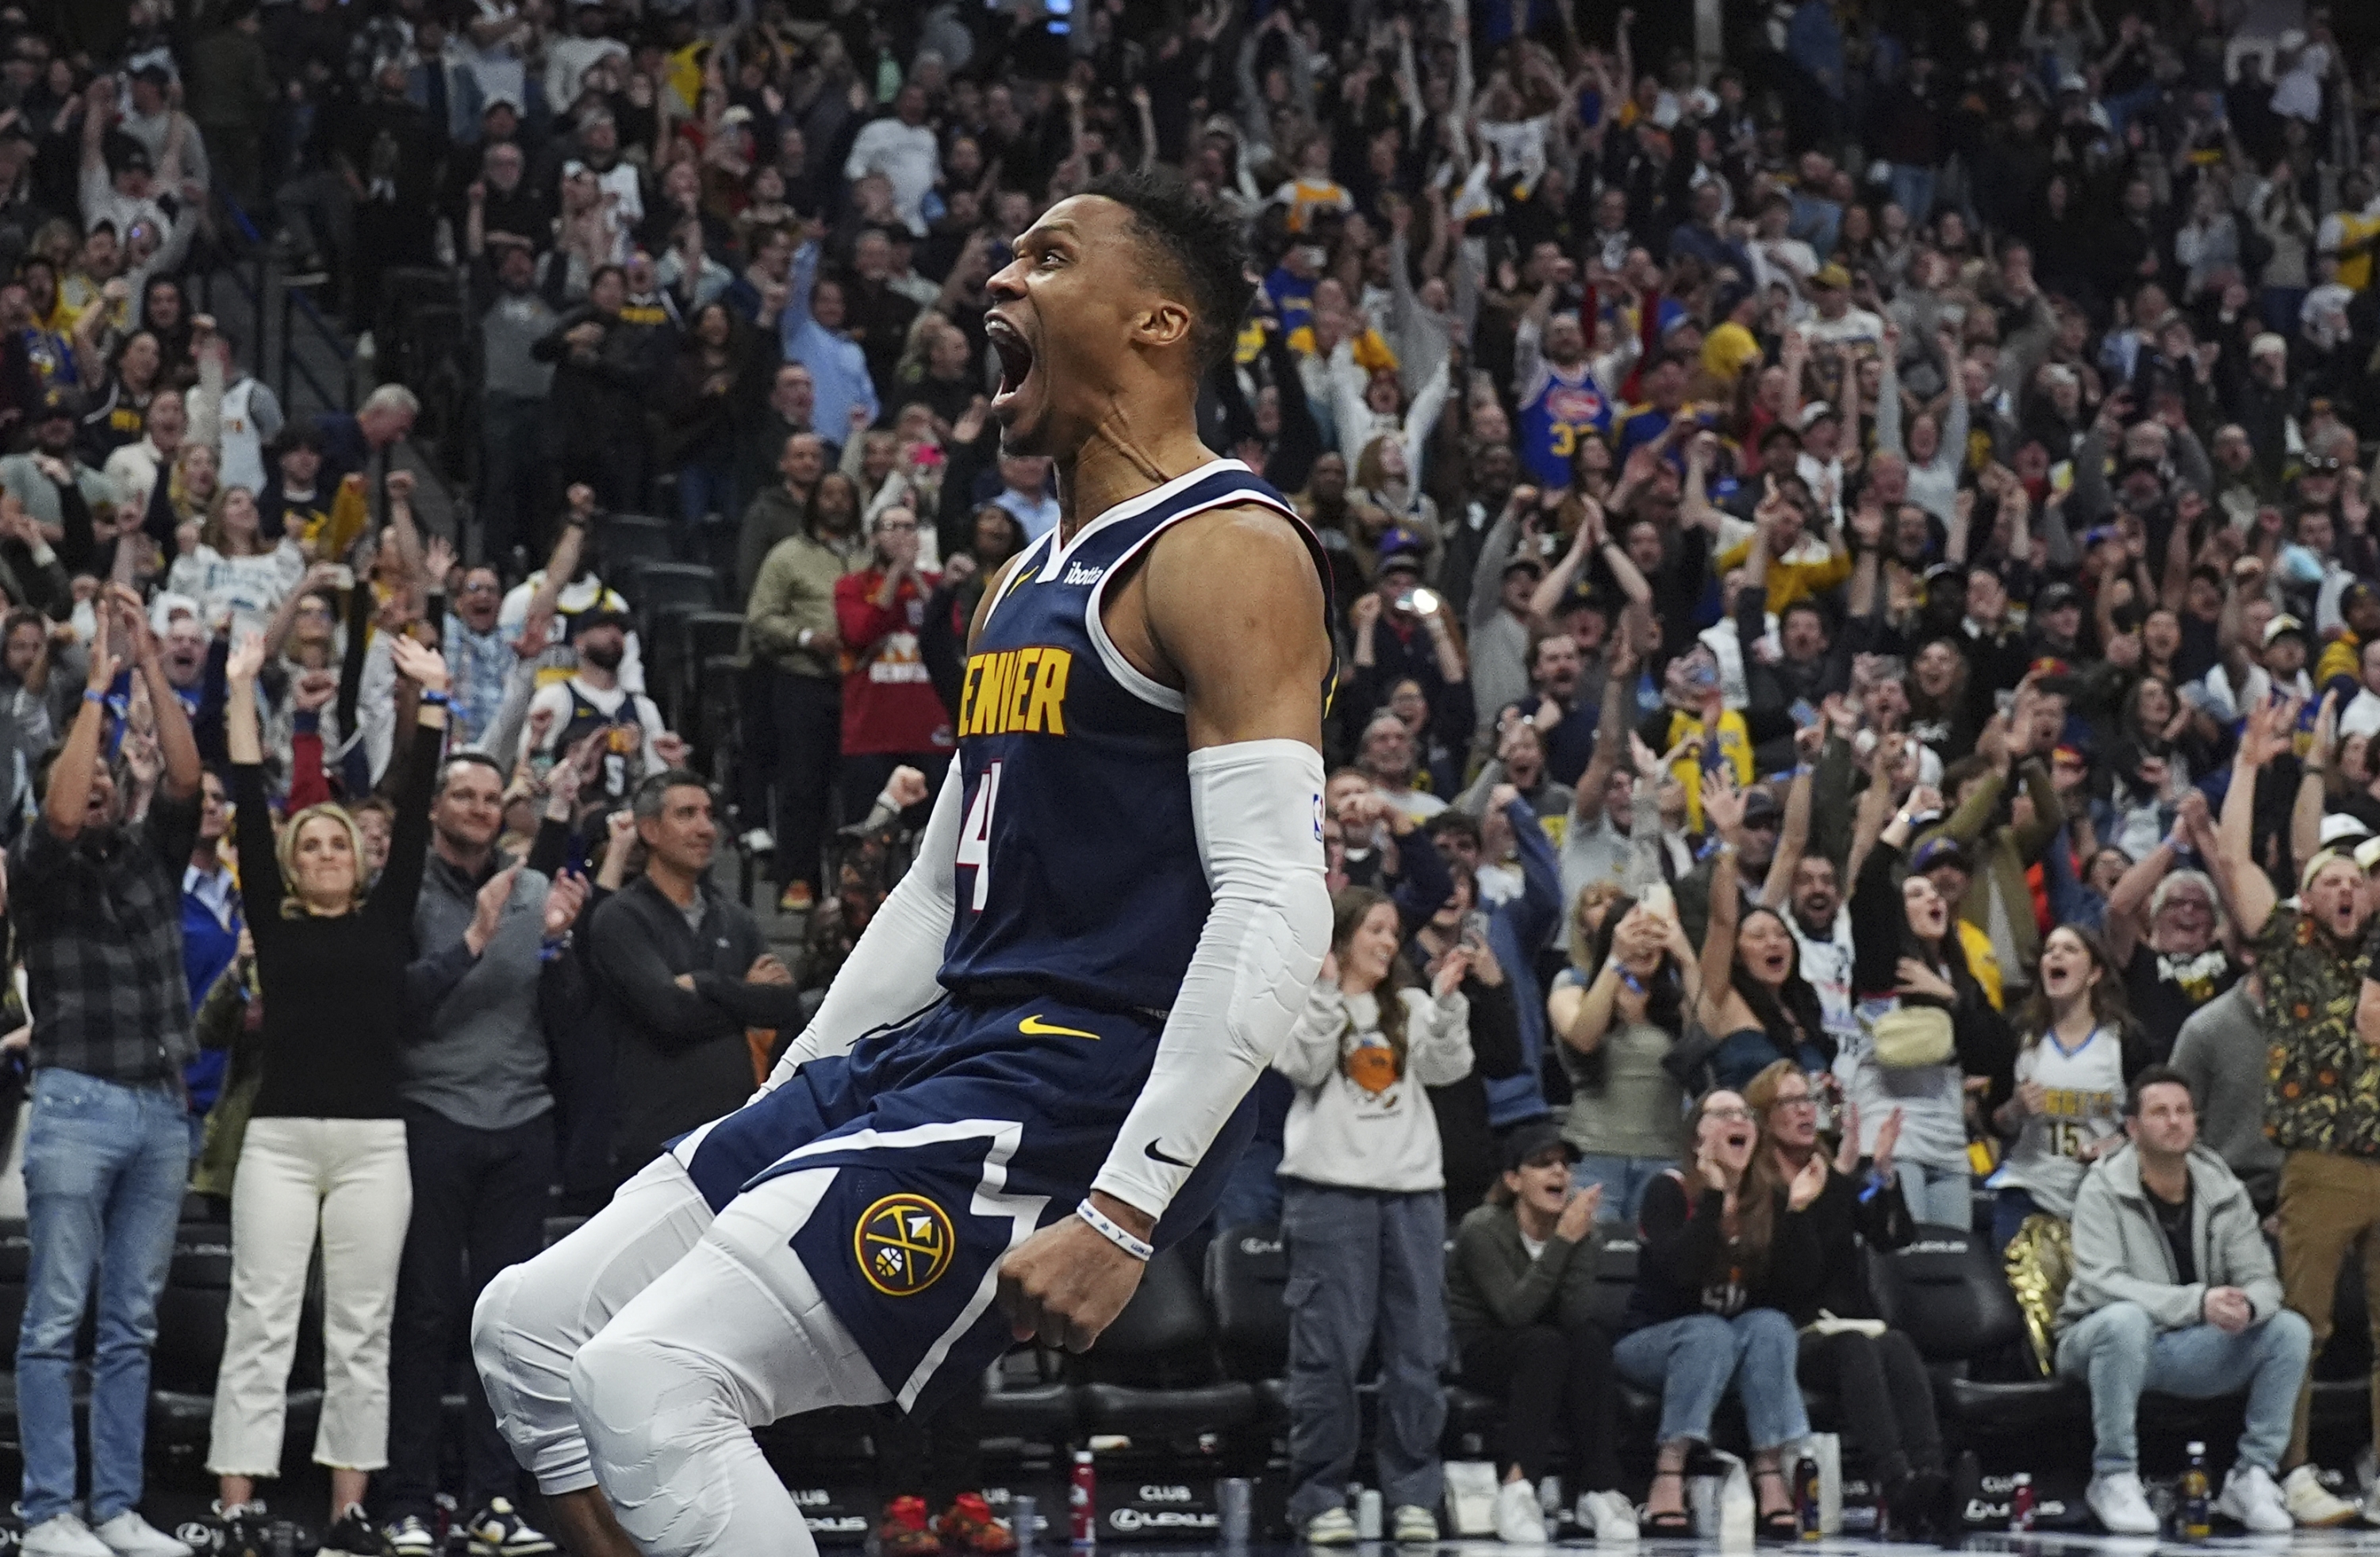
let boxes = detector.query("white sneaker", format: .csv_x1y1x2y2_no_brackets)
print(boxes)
86,1514,192,1557
21,1517,115,1557
2215,1464,2294,1534
2282,1465,2360,1528
2086,1472,2159,1536
1579,1490,1641,1542
1391,1505,1439,1545
1493,1482,1547,1545
1304,1509,1359,1547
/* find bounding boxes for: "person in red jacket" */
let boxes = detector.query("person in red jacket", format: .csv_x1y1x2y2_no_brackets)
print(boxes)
832,504,954,823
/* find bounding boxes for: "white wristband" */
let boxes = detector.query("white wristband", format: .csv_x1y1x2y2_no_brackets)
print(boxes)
1076,1198,1154,1262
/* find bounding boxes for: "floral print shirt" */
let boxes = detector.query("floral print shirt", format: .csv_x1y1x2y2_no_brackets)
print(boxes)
2251,907,2380,1156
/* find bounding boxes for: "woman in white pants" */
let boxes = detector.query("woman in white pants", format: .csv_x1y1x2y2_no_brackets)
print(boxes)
205,635,472,1554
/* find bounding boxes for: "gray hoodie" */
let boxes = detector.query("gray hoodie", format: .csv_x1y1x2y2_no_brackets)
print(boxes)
2056,1140,2282,1335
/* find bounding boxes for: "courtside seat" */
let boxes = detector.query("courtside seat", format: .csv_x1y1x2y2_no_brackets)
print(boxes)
1866,1223,2080,1440
1587,1240,1666,1444
148,1225,324,1471
1075,1244,1257,1439
1205,1223,1290,1425
978,1348,1077,1446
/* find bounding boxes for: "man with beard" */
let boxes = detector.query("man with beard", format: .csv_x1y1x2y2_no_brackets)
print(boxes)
2219,698,2380,1529
0,390,117,540
7,592,205,1557
522,610,667,809
1787,853,1856,1053
1511,626,1596,787
746,454,868,911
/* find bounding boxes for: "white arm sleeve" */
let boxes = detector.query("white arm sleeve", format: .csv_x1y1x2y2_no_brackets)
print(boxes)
752,755,964,1096
1091,738,1333,1221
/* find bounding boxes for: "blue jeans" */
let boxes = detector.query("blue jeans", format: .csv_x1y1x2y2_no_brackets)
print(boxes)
2055,1302,2313,1475
1613,1310,1811,1451
1888,163,1937,224
17,1069,192,1524
1573,1155,1671,1225
674,454,737,528
1896,1158,1973,1229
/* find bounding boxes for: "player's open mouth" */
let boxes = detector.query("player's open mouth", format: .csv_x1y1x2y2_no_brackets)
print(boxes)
988,316,1035,412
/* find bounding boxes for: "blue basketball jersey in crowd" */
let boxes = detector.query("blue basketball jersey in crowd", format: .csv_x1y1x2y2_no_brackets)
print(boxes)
937,458,1314,1014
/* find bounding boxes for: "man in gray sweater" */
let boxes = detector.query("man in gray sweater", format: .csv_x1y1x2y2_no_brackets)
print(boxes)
384,752,586,1556
2053,1067,2310,1537
2167,975,2284,1212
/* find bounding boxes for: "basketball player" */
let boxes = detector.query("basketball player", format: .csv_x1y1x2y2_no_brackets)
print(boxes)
472,169,1336,1557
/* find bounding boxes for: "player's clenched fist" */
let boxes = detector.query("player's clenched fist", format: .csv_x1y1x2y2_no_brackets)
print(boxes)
996,1198,1151,1352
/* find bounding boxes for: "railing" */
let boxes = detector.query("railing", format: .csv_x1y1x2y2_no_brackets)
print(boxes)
201,194,357,416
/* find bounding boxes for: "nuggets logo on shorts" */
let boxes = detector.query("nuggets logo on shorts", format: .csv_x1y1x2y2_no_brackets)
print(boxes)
854,1192,955,1297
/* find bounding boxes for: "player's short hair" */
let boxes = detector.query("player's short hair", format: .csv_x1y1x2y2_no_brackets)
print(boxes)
1081,168,1253,377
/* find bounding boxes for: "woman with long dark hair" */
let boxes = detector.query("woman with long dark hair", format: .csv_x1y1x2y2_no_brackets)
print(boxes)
1275,888,1474,1546
1987,924,2145,1248
658,301,764,531
1695,779,1834,1091
1614,1088,1825,1536
1843,737,2013,1226
1547,885,1694,1223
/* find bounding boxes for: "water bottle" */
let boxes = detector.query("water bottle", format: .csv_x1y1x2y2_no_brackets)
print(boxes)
1069,1450,1097,1547
2009,1474,2035,1533
1216,1479,1252,1546
1012,1495,1038,1553
1355,1487,1383,1540
2180,1441,2212,1541
1795,1455,1821,1540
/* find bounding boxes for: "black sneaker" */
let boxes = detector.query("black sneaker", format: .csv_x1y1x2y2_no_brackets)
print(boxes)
463,1501,555,1557
321,1505,392,1557
381,1516,437,1557
202,1500,271,1557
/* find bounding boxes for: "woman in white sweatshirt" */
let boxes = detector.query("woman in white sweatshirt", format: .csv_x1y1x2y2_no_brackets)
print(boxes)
1276,887,1474,1547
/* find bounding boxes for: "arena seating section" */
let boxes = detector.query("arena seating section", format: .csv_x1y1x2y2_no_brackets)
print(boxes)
0,1197,2363,1494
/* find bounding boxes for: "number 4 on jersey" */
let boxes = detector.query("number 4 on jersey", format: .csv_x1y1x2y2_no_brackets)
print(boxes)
954,761,1002,910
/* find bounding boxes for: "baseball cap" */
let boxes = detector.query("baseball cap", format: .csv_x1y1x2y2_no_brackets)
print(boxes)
2035,581,2080,613
1502,552,1545,578
2319,813,2370,848
576,607,632,635
1813,263,1852,290
1798,401,1839,431
1911,836,1971,874
1376,527,1426,572
1741,788,1782,826
2263,613,2306,646
32,385,75,423
2356,836,2380,874
1501,1119,1581,1172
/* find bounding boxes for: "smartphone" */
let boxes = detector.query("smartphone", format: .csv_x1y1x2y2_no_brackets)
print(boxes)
1789,697,1818,728
1460,910,1492,955
1639,883,1676,922
328,564,355,590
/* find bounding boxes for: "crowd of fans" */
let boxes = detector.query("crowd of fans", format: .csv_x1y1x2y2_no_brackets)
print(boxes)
0,0,2375,1551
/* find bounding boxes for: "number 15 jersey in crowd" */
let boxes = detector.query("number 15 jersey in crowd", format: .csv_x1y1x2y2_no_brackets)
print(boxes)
937,458,1329,1015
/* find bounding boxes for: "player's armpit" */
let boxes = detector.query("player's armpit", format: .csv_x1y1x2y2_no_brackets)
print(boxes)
1138,504,1331,752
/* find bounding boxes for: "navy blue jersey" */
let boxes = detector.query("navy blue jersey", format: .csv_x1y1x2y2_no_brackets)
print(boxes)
937,459,1322,1014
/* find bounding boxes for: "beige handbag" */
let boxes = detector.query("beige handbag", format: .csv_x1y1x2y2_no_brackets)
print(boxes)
1868,1003,1955,1068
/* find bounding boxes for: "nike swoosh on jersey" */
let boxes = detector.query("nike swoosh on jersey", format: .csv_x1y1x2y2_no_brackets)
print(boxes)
1018,1014,1101,1040
1143,1139,1194,1168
